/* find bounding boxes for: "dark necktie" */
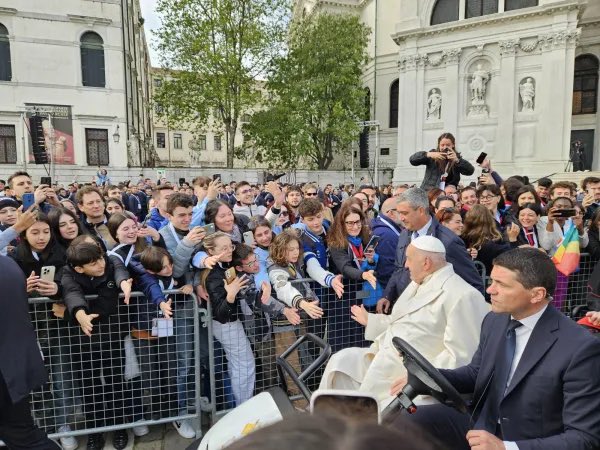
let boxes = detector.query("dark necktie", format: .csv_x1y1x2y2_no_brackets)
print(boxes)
476,319,523,433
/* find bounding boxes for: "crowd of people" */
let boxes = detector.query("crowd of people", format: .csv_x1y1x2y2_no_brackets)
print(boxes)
0,129,600,450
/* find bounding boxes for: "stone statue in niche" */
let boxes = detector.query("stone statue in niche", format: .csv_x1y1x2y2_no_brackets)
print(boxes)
427,88,442,120
468,63,490,118
519,78,535,113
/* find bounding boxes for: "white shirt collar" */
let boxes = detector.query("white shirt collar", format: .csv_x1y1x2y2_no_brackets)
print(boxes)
414,217,433,238
512,304,548,331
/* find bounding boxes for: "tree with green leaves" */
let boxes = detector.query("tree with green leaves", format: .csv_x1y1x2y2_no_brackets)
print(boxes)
245,13,370,170
153,0,288,168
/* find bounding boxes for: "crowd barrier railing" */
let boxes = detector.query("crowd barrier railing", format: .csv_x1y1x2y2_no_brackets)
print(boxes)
27,290,205,442
26,255,597,437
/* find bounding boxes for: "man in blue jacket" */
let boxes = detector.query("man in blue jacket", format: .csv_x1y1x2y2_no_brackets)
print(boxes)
370,197,403,290
377,188,484,313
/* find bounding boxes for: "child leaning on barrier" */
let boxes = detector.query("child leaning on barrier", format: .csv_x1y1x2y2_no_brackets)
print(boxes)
128,246,190,424
267,229,333,384
157,193,204,439
61,236,133,449
201,232,256,406
232,243,300,391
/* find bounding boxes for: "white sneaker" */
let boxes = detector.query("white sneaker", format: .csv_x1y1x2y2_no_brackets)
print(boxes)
133,420,149,437
57,425,78,450
173,419,196,439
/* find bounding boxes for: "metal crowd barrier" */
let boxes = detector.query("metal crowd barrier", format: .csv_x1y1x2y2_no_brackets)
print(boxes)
27,290,205,443
26,255,598,439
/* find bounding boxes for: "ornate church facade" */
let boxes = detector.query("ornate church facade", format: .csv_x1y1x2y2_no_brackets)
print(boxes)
294,0,600,183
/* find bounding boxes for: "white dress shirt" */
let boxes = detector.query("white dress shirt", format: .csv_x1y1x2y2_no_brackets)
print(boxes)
503,304,548,450
411,217,433,241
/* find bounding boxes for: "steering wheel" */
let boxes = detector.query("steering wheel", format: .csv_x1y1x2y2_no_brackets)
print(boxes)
382,337,468,420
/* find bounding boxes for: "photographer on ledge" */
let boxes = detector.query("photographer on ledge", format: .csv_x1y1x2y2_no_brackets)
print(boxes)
410,132,475,191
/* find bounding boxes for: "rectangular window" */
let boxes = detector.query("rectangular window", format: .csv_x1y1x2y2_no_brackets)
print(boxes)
0,125,17,163
573,74,598,115
153,78,162,87
85,128,109,166
465,0,498,18
156,132,165,148
155,103,164,114
380,147,390,156
214,135,222,152
198,134,207,150
173,133,182,149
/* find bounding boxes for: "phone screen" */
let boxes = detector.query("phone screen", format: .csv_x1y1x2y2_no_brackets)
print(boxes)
311,393,379,424
213,174,221,181
476,152,487,165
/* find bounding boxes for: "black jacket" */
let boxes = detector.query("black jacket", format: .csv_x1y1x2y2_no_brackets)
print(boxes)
204,264,243,324
0,256,48,403
410,150,475,191
61,255,130,321
8,240,67,299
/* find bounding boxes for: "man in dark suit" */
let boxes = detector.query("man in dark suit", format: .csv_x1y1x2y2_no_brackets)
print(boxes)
377,187,484,313
392,248,600,450
0,256,60,449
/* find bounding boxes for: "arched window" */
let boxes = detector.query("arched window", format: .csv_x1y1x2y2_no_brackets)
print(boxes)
573,54,599,115
389,79,399,129
0,23,11,81
465,0,499,19
80,31,105,88
431,0,459,25
504,0,538,11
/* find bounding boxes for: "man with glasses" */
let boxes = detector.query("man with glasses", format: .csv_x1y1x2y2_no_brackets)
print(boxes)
371,197,404,290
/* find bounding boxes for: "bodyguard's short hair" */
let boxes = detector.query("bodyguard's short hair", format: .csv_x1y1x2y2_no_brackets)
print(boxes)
397,187,429,210
492,248,556,298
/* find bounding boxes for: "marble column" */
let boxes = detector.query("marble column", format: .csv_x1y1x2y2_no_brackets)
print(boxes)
497,39,519,161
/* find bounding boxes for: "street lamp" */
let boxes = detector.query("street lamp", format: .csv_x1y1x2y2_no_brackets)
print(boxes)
113,125,120,144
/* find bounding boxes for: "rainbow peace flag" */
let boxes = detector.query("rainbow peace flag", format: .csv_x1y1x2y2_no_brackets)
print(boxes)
552,225,580,276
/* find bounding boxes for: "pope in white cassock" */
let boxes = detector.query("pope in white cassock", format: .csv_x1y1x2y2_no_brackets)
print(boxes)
318,235,490,409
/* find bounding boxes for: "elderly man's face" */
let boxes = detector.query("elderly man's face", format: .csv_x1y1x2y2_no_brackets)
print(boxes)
405,244,428,284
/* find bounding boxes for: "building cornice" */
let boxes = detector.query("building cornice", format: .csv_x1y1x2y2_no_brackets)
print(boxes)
392,2,582,46
397,29,580,71
0,7,17,16
67,14,112,26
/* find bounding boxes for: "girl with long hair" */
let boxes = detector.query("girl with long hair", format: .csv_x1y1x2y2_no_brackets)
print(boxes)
462,204,511,276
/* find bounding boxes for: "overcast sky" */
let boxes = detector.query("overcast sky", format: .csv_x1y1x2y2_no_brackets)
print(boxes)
139,0,161,66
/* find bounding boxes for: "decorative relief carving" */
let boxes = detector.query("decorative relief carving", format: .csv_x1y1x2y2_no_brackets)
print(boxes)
498,39,520,56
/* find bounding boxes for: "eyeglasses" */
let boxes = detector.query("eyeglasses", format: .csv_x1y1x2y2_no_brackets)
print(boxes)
344,219,362,228
479,195,498,201
305,192,317,197
216,244,236,252
239,257,258,268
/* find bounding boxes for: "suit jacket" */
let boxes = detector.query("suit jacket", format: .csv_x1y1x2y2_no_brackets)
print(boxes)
383,217,485,302
319,264,488,408
440,306,600,450
0,256,48,404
